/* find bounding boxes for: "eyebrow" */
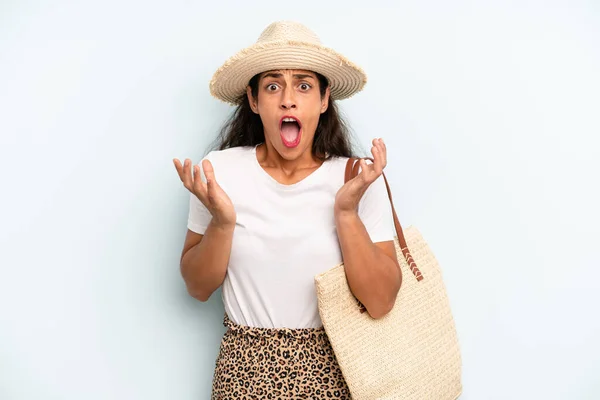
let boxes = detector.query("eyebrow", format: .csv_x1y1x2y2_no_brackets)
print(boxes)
261,72,316,81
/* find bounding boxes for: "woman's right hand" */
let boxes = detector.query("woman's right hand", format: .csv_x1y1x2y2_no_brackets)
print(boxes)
173,158,236,229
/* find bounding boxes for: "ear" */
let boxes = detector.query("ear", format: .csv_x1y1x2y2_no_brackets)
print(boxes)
320,86,331,114
246,86,259,114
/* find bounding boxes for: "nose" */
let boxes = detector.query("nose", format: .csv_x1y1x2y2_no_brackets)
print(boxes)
280,86,297,110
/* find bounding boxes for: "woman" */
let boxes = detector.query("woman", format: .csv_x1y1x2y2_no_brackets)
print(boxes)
173,21,402,399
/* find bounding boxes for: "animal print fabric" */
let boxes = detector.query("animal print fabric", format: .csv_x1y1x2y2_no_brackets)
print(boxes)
211,313,352,399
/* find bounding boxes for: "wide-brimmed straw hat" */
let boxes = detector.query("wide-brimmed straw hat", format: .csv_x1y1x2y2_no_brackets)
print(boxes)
209,21,368,105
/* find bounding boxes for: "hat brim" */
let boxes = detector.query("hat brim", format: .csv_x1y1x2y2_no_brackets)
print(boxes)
209,40,367,105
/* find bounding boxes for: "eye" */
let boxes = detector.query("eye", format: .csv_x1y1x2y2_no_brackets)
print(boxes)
299,83,311,91
266,83,279,91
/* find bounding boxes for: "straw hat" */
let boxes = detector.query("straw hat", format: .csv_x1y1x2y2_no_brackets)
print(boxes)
209,21,368,105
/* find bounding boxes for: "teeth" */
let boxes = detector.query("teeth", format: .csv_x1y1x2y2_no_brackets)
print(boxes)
282,118,297,123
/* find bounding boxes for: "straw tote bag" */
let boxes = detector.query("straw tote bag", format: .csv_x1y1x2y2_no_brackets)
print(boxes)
314,157,463,400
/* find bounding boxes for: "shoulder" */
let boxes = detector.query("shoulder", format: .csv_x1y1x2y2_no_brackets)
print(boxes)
198,146,255,181
198,147,255,190
202,146,254,165
324,155,351,169
320,155,351,186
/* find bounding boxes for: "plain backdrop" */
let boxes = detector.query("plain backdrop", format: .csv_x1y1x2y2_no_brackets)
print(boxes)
1,0,599,399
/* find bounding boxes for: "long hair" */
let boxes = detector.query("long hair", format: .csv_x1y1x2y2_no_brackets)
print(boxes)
207,72,358,160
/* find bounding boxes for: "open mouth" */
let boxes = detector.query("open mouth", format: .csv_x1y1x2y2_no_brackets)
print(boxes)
279,116,302,148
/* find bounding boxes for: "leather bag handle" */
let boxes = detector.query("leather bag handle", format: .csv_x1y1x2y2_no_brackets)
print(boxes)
345,158,423,282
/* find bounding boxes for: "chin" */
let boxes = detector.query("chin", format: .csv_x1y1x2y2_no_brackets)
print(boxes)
279,138,313,158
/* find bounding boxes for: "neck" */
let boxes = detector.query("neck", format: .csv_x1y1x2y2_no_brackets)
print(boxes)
257,141,323,173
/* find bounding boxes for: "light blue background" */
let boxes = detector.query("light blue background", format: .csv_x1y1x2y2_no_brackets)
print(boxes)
1,1,599,399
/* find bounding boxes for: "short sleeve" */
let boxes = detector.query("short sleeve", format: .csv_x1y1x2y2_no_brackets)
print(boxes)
186,153,213,235
358,171,396,243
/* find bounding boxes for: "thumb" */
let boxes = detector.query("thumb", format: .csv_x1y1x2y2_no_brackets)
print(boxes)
202,160,224,201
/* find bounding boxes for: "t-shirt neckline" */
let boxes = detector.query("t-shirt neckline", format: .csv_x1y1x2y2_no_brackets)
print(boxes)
251,144,329,191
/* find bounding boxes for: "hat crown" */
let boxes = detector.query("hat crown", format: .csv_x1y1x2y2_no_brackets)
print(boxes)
210,20,366,104
257,21,322,45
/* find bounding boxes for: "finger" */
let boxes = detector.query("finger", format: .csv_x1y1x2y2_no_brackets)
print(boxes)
371,137,380,152
357,154,376,184
372,138,386,174
355,159,374,194
378,138,387,169
202,160,214,182
202,160,221,199
192,165,208,201
359,159,372,182
379,137,387,155
173,159,183,177
372,145,383,175
179,159,194,189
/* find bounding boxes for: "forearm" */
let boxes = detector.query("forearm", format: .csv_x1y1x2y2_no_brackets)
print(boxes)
335,211,401,318
181,220,234,301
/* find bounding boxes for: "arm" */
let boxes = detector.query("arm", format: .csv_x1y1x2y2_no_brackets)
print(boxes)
335,212,401,319
180,221,234,302
173,156,237,302
334,138,401,319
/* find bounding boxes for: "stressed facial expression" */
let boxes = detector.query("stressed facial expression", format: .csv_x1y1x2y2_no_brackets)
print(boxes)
247,69,330,158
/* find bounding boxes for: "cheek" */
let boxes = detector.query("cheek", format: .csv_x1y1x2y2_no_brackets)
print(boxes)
306,116,320,131
304,108,324,134
256,105,277,127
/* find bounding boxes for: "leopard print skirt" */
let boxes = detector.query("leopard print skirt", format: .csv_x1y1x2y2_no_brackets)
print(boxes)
211,313,352,399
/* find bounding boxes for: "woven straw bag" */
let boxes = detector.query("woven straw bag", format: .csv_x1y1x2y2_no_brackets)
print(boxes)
314,158,463,400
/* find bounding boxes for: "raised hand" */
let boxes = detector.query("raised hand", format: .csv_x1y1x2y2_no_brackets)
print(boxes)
334,138,387,216
173,158,236,228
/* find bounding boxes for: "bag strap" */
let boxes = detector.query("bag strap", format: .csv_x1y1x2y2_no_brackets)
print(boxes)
345,158,423,282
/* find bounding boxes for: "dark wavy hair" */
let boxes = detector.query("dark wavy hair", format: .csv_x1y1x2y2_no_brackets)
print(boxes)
207,72,358,160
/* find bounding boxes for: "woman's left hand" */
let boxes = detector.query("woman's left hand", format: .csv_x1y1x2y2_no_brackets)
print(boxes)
334,138,387,216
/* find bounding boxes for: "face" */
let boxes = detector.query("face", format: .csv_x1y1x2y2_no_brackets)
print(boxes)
247,69,330,160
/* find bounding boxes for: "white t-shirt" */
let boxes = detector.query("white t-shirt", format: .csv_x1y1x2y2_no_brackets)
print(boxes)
187,145,396,329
